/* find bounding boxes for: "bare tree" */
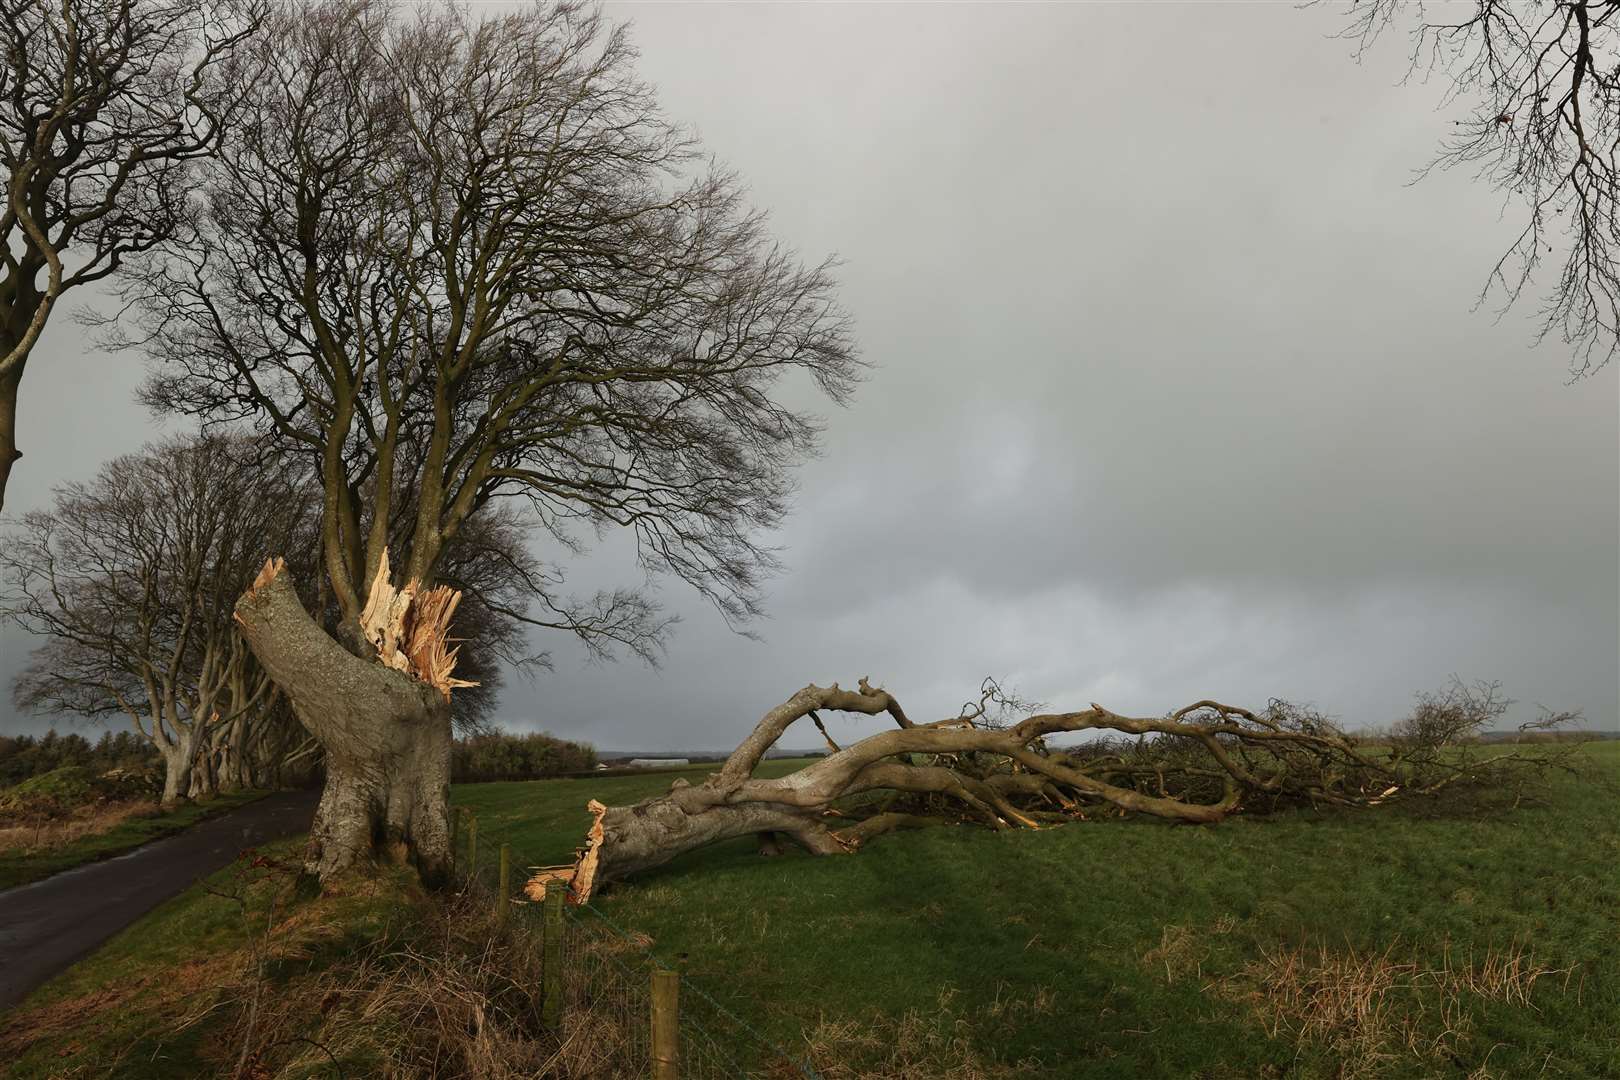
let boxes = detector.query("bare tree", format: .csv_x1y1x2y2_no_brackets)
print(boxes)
0,433,315,801
524,677,1580,901
0,0,258,511
121,0,858,884
1342,0,1620,376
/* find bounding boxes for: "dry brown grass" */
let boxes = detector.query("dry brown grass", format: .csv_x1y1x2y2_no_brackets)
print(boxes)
797,986,1048,1080
1141,923,1210,982
0,798,161,854
1227,938,1572,1080
217,888,661,1080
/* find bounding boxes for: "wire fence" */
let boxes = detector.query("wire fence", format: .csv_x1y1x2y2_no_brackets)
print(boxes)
452,808,822,1079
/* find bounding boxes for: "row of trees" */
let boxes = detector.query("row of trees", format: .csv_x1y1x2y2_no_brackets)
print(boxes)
0,432,552,802
3,435,314,799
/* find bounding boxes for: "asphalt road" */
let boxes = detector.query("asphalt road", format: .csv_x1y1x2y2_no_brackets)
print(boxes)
0,788,319,1013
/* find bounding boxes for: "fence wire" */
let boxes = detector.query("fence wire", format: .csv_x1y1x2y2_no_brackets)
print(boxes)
451,811,820,1079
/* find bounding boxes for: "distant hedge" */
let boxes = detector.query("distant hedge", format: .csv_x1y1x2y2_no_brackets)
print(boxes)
451,731,596,783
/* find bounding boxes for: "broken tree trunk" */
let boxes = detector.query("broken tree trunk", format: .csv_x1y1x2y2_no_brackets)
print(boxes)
234,555,473,885
530,677,1572,903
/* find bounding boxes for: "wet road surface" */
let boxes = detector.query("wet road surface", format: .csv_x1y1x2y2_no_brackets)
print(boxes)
0,788,319,1013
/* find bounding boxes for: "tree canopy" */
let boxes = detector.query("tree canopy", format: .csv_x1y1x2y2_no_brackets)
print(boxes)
119,0,859,648
0,0,258,510
1345,0,1620,375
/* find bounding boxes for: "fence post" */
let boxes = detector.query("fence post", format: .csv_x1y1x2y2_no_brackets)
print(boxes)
466,813,478,881
497,843,511,923
651,968,679,1080
542,885,565,1029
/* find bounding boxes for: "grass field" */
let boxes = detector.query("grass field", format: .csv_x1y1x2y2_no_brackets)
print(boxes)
0,789,270,890
4,747,1614,1078
451,744,1620,1078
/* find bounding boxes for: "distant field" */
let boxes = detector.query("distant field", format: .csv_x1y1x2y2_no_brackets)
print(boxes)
454,744,1620,1078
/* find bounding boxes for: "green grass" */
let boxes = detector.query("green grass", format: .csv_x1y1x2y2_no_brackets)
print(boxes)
453,745,1620,1078
9,751,1613,1078
0,789,271,891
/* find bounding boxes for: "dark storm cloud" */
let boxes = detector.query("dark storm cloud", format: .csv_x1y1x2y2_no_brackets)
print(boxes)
2,2,1615,749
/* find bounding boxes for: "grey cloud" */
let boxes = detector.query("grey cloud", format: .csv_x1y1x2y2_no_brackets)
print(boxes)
2,2,1614,749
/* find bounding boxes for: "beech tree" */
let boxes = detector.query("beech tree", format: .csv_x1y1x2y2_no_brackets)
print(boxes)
1343,0,1620,375
0,433,313,801
0,0,257,511
525,677,1579,901
122,0,858,884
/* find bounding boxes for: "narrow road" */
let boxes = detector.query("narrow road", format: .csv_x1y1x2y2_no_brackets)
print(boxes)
0,789,319,1013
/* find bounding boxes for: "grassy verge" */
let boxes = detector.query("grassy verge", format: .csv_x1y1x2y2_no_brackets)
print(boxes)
0,789,271,891
1,840,624,1080
454,744,1620,1079
1,837,423,1080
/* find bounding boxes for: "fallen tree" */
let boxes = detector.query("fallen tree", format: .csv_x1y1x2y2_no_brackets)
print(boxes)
528,677,1579,902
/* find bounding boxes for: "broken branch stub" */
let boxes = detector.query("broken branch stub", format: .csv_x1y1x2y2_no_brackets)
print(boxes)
523,800,607,904
234,551,475,883
528,677,1577,899
355,550,478,699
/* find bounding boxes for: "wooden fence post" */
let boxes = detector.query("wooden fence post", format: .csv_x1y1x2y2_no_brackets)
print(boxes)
651,968,679,1080
542,885,565,1029
466,813,478,881
497,843,511,923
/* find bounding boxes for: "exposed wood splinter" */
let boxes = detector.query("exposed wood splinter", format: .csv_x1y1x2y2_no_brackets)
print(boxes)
524,799,607,904
248,557,285,595
357,549,478,700
809,710,841,753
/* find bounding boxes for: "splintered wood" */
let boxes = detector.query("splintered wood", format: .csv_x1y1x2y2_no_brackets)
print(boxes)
248,557,285,595
358,549,477,700
524,799,607,904
233,558,288,629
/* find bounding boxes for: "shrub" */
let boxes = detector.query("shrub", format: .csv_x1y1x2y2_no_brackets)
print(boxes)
0,765,99,822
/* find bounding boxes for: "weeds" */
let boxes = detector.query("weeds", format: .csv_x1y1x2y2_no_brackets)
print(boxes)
799,987,1042,1079
1228,938,1572,1080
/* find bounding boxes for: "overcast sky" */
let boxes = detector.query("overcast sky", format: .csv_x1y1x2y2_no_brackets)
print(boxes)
2,2,1616,751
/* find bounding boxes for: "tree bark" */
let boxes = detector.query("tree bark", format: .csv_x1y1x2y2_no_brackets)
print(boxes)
157,733,196,804
187,729,224,800
0,343,24,516
591,790,849,883
234,564,452,885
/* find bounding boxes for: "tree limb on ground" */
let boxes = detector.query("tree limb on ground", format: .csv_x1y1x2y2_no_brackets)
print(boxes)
530,677,1579,903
